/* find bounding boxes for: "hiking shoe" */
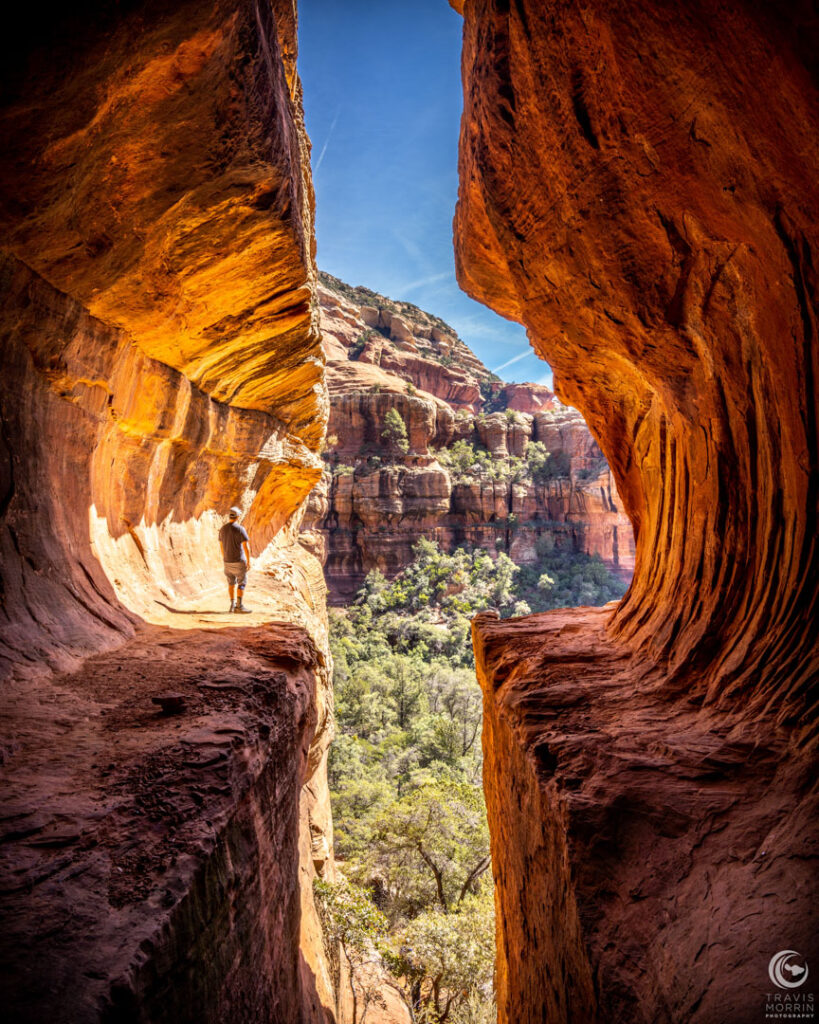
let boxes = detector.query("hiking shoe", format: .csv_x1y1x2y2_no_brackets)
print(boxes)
229,600,236,613
234,603,252,614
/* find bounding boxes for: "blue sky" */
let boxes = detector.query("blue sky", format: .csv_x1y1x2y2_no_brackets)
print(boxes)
298,0,552,387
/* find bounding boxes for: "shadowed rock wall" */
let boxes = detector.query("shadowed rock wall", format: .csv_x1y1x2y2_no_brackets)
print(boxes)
455,1,818,1021
0,2,338,1021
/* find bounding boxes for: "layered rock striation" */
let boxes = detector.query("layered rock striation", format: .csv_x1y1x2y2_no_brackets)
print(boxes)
454,1,819,1021
0,0,325,436
303,276,635,598
0,3,338,1021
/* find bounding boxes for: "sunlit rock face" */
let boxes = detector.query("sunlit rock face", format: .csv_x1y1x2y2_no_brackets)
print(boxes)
0,2,336,1021
455,1,819,1021
0,254,323,672
0,0,326,440
306,277,635,598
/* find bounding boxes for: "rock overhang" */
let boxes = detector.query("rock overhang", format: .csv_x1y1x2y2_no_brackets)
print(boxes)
0,0,327,447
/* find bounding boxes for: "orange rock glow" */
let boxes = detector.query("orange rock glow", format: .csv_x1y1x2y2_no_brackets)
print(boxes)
455,1,818,1021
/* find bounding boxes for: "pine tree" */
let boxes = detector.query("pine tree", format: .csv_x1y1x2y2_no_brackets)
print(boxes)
381,408,409,456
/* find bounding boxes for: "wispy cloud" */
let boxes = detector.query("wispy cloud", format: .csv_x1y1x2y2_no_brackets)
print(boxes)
492,349,532,373
449,318,519,342
397,270,452,295
391,228,431,273
314,109,341,174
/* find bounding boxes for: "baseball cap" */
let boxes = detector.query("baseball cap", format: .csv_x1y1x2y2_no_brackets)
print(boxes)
228,506,242,518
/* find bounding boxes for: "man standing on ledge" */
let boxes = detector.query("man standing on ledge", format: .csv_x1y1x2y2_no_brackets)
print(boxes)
219,506,251,613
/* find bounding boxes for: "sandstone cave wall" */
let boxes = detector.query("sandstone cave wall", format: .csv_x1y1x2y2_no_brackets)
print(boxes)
0,0,329,674
0,2,339,1021
457,0,817,714
454,1,818,1021
0,253,323,674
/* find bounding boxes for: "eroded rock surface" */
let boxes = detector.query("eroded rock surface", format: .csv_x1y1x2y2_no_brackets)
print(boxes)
0,2,338,1021
0,0,326,438
0,623,331,1024
456,1,819,1022
474,608,818,1024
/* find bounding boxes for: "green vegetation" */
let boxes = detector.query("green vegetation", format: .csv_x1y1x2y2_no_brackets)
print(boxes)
314,878,391,1023
324,538,627,1020
478,379,505,411
434,438,572,485
349,329,375,360
382,408,409,456
434,439,506,481
518,537,627,609
525,440,572,483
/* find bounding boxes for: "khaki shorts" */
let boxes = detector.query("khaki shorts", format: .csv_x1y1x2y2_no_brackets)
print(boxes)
223,561,248,587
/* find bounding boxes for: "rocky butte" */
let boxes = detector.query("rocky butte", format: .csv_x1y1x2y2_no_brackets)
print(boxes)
451,0,819,1022
0,2,341,1021
302,273,635,599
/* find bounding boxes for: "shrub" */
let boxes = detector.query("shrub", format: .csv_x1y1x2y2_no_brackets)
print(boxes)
381,408,409,455
349,329,375,360
526,441,572,482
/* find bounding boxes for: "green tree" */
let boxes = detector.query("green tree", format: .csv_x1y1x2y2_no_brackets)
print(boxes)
424,666,483,760
314,878,390,1024
526,440,572,482
387,891,495,1024
382,408,409,456
366,781,490,917
385,654,426,730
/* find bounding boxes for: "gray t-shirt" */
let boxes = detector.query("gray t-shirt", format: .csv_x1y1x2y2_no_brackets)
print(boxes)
219,521,249,562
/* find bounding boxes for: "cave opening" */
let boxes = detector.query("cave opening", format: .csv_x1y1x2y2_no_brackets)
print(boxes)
298,3,636,1021
0,0,816,1023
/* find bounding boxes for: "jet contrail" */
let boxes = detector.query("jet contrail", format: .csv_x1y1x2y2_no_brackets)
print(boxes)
314,109,341,173
492,349,531,373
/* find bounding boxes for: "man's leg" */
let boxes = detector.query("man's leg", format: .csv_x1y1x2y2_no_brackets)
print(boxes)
234,570,250,613
225,565,237,611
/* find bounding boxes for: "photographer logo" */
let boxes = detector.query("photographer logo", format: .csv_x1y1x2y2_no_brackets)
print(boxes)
765,951,814,1021
770,952,810,990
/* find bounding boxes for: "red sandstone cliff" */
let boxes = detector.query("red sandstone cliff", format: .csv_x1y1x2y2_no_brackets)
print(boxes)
453,1,819,1022
0,3,339,1021
303,275,635,598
